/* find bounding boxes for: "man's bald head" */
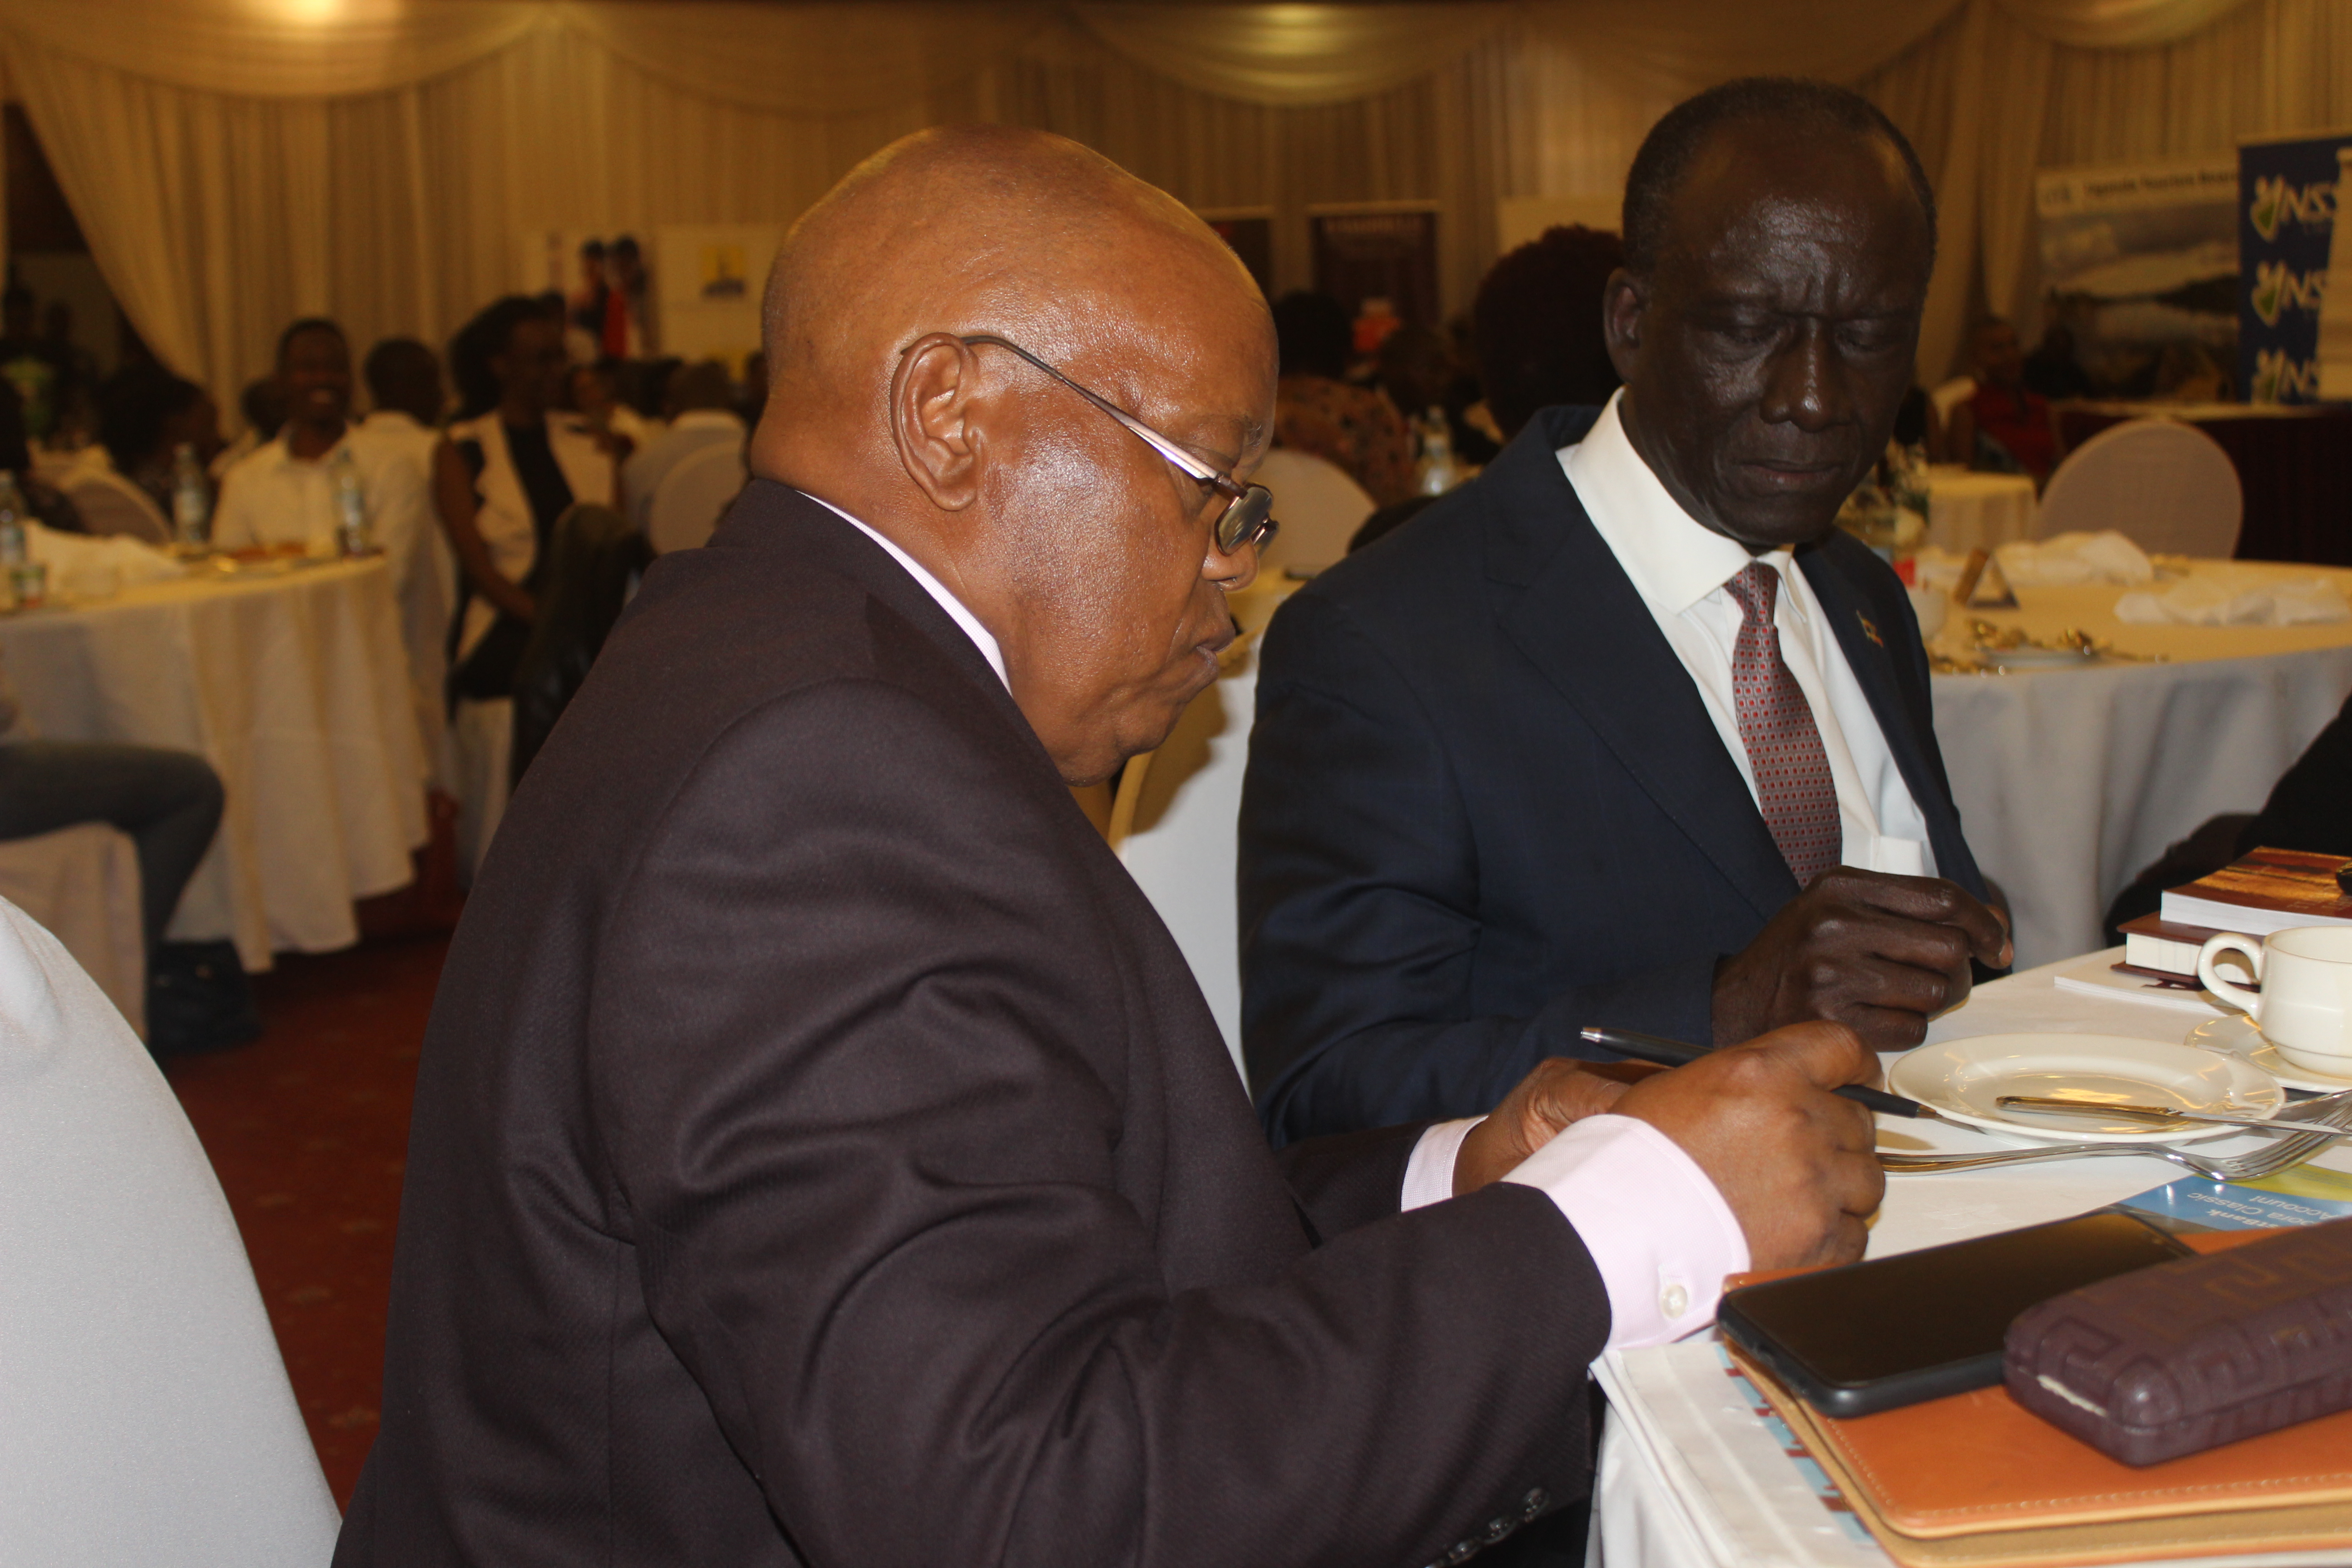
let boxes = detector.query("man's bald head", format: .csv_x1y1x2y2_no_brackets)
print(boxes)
750,127,1278,788
760,125,1269,456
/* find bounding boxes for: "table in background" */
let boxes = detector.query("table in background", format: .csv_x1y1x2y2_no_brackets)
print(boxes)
2057,402,2352,567
1593,952,2352,1568
1930,561,2352,969
0,557,427,970
1923,466,2036,553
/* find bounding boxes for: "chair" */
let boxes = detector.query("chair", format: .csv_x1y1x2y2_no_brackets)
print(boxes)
1109,635,1259,1081
62,470,171,545
647,441,747,555
0,895,339,1565
0,822,146,1036
1250,448,1375,577
512,504,654,785
2034,418,2243,557
1927,376,1978,429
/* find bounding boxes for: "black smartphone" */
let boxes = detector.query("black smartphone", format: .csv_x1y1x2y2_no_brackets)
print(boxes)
1717,1210,2191,1418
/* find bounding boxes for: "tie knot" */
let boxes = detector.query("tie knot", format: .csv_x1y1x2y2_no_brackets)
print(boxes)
1723,561,1779,626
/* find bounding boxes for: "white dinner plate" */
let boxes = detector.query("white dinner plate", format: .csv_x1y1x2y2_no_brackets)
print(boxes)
1888,1032,2284,1142
1978,643,2096,670
2185,1013,2352,1095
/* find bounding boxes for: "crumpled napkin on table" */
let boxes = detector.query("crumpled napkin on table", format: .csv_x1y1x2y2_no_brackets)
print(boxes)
1993,530,2156,587
24,520,187,597
2114,571,2352,626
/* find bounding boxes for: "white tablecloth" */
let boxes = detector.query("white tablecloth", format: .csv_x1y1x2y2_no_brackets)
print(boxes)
1923,466,2037,554
0,558,428,970
1592,953,2352,1568
1929,562,2352,970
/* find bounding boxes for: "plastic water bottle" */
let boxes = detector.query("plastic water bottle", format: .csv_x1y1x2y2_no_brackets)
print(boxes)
1414,410,1458,497
0,474,24,566
171,442,210,549
331,448,371,556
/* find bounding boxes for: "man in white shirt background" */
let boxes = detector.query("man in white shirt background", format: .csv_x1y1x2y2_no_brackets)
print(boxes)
1241,77,2012,1149
215,320,446,781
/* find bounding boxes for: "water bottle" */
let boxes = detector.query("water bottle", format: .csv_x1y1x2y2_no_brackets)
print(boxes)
1414,410,1458,497
172,442,210,549
331,448,372,556
0,474,24,567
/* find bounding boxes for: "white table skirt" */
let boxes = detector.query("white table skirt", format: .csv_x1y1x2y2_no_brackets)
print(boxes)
1923,466,2037,554
0,558,428,970
1590,954,2352,1568
1929,563,2352,970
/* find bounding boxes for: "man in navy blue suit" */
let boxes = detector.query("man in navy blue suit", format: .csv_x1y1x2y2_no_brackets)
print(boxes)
1241,78,2012,1146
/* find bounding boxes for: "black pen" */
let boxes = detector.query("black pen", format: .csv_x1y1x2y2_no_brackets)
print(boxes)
1577,1025,1931,1118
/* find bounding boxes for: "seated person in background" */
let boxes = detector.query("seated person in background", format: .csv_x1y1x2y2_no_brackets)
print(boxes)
1242,78,2010,1144
85,364,220,531
211,375,288,482
0,284,69,445
0,651,253,1055
436,296,616,704
214,319,431,560
0,381,86,533
620,359,745,530
1948,316,2065,482
1270,289,1416,506
568,358,660,454
357,337,446,470
334,124,1889,1568
1352,225,1629,556
2022,322,2093,402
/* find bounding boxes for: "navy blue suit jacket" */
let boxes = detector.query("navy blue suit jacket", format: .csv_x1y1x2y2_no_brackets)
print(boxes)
1239,406,1987,1146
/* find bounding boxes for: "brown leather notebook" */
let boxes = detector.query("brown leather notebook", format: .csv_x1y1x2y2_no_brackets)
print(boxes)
1720,1230,2352,1566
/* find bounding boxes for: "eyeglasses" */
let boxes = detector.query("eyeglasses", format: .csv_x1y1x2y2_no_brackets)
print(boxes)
957,334,1278,557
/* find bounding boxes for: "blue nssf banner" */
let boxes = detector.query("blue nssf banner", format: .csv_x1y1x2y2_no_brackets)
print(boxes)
2238,131,2350,403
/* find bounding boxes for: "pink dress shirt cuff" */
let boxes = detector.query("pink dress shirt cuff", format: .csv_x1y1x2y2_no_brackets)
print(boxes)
1400,1117,1482,1211
1502,1114,1749,1350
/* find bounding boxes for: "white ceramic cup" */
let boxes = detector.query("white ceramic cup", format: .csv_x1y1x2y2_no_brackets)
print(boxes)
2197,925,2352,1075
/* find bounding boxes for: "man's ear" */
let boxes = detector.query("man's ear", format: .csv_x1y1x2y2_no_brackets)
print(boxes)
1601,266,1645,386
890,333,985,512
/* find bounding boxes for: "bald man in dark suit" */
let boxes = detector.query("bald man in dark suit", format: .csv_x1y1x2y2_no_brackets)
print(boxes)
337,126,1883,1568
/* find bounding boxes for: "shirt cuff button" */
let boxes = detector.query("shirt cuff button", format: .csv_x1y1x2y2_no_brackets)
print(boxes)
1660,1282,1690,1319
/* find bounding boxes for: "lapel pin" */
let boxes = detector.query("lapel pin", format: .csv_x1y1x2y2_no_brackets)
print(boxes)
1857,612,1883,647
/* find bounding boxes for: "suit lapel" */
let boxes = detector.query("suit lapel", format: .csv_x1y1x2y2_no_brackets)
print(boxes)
1486,412,1798,922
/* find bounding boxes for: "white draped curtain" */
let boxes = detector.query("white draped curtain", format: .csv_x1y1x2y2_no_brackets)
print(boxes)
1,0,2344,417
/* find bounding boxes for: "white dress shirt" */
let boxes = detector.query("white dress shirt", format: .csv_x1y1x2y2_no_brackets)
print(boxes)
814,492,1740,1351
213,427,431,563
1561,392,1936,877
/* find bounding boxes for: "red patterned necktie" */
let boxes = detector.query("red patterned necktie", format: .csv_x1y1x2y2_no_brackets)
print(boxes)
1721,561,1841,888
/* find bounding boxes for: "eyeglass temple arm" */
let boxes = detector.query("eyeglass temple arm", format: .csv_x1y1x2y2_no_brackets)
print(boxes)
956,334,1226,487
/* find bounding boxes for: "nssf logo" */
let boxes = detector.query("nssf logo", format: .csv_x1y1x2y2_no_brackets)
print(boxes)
2250,348,2321,402
2248,174,2337,240
2250,259,2329,324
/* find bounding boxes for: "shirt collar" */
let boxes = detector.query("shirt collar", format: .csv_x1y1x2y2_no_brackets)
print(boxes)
806,494,1009,692
1561,390,1799,617
259,428,353,470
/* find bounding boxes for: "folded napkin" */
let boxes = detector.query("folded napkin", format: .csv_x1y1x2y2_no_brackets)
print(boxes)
1993,530,2156,587
2114,571,2352,627
24,521,187,596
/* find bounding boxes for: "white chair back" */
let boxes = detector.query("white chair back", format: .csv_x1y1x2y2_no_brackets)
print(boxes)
1927,376,1978,426
2034,418,2243,557
64,473,171,544
0,896,338,1565
1111,637,1258,1079
1251,448,1375,577
647,441,747,554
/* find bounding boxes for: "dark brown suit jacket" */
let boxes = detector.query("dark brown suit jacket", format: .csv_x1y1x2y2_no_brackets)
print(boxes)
335,482,1609,1568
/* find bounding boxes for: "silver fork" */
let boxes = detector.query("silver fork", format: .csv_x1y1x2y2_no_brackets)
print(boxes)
1881,1092,2352,1179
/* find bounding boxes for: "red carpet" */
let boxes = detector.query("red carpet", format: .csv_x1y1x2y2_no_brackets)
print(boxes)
162,933,449,1507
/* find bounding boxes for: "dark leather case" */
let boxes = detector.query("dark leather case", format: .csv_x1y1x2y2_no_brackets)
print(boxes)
2004,1216,2352,1466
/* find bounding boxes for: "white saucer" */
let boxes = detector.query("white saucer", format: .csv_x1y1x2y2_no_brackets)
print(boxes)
1889,1032,2284,1142
2184,1013,2352,1094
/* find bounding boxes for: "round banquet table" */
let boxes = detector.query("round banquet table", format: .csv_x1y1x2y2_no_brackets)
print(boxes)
1591,951,2352,1568
1923,466,2037,554
1929,560,2352,970
0,557,427,970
